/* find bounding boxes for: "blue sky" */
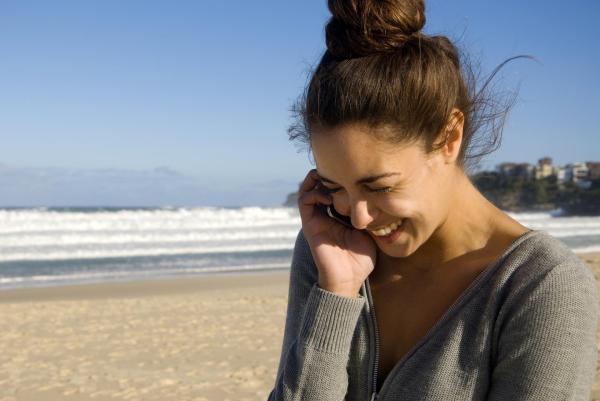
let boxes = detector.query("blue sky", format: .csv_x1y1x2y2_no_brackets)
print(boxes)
1,0,598,207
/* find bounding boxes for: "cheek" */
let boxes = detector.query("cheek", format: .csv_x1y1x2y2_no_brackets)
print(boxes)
382,192,438,230
380,195,418,218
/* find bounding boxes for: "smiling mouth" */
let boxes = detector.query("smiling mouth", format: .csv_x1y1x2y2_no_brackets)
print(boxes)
368,219,404,237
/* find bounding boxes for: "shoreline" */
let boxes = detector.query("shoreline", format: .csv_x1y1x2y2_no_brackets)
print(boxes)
0,269,291,303
1,252,599,303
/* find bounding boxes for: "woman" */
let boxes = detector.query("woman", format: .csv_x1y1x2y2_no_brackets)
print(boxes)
268,1,598,400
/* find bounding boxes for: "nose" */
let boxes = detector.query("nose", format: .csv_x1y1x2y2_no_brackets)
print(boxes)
349,199,376,230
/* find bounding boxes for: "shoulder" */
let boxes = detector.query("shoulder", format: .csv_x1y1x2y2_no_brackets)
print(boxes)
487,230,599,399
491,229,598,329
493,230,596,294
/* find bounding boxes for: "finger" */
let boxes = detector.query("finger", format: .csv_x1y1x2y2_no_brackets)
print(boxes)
298,187,332,208
298,169,321,195
298,187,332,222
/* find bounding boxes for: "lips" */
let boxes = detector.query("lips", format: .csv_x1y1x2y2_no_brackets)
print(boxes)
368,219,404,237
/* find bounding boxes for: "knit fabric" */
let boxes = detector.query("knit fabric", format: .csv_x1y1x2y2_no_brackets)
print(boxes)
267,229,598,401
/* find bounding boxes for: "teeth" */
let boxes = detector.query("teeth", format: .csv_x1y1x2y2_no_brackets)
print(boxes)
371,220,402,236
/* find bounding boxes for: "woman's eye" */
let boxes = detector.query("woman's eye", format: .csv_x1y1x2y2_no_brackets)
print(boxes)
321,186,391,194
370,187,392,193
321,186,341,194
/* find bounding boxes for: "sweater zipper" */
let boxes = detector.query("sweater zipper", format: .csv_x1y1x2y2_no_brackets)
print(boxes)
365,277,380,401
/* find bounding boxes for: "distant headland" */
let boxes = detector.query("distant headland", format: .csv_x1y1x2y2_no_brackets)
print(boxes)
283,157,600,216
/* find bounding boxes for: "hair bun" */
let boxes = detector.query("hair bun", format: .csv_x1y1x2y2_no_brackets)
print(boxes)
325,0,426,59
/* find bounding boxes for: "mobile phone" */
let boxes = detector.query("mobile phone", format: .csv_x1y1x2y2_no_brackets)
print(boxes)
315,202,354,228
326,204,354,228
315,180,354,228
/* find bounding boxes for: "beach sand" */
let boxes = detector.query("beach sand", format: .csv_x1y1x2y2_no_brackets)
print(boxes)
0,254,599,401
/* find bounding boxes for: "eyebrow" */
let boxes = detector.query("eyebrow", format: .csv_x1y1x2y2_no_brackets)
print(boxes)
316,171,402,186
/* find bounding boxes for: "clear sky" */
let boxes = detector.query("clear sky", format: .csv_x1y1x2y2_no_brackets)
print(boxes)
1,0,599,207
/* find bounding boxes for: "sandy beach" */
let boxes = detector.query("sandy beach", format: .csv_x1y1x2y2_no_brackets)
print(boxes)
1,254,599,401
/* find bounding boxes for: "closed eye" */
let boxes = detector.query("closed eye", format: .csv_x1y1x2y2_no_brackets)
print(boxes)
369,187,392,193
321,186,392,194
321,186,342,194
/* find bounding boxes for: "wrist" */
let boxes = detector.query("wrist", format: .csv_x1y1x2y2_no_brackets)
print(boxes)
317,281,360,298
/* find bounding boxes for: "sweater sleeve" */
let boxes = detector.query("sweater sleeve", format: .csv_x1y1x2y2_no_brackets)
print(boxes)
267,229,366,401
487,261,599,401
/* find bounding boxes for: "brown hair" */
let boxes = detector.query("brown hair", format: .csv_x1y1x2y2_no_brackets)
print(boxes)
288,0,531,171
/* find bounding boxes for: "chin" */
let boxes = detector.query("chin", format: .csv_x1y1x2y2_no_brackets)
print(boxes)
377,242,414,259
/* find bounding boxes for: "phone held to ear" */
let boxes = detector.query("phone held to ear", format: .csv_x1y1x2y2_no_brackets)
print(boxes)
315,203,354,228
327,204,354,228
314,180,354,228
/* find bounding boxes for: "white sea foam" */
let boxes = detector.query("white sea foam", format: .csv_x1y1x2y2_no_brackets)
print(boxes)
0,228,301,247
1,207,599,290
0,207,301,234
1,207,599,263
0,207,302,262
572,246,600,254
509,213,600,236
0,262,290,289
0,242,296,262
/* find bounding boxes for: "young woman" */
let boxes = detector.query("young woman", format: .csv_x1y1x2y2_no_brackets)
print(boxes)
268,1,598,400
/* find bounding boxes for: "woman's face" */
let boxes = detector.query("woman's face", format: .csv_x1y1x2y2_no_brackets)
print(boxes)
310,123,456,258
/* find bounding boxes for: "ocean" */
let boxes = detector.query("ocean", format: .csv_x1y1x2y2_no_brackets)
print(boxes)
1,207,599,290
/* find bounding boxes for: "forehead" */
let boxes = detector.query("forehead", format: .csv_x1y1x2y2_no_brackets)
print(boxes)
311,123,402,154
310,124,424,178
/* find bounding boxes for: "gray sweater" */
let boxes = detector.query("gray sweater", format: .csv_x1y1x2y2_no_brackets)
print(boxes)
267,229,598,401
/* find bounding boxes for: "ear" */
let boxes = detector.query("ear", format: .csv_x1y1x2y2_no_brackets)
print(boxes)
439,108,465,164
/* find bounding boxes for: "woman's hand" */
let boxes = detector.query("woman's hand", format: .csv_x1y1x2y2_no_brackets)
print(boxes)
297,169,377,298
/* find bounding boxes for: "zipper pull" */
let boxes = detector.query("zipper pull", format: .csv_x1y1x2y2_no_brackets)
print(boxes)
370,392,377,401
